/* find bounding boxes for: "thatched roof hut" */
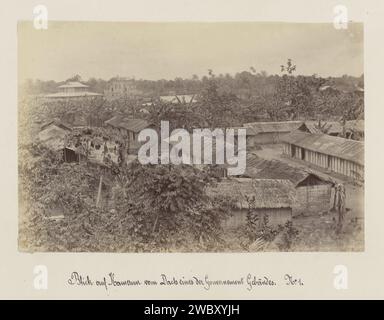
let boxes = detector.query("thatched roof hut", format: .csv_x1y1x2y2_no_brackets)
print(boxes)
240,155,334,216
207,178,295,228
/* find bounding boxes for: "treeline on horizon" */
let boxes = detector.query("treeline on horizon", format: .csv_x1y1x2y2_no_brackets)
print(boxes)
20,68,364,99
19,61,364,127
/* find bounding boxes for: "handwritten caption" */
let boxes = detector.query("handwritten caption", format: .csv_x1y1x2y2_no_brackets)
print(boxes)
67,272,304,291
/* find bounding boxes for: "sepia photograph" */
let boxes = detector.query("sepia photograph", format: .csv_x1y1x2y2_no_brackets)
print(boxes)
18,21,364,253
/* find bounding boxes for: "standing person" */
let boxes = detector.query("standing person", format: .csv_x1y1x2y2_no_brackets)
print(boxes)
102,142,108,161
334,183,346,233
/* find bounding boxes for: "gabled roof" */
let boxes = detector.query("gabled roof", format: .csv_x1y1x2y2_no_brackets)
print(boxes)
243,154,331,186
207,178,295,209
282,131,364,165
58,81,89,89
40,119,72,132
104,116,150,133
243,121,303,134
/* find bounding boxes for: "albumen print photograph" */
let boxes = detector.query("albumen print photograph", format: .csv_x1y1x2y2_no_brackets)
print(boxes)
18,21,364,253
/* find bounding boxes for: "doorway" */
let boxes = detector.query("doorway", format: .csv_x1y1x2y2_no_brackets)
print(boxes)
291,145,296,157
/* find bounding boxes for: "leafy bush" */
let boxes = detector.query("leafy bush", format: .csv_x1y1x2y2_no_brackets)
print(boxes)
246,210,299,251
19,146,230,252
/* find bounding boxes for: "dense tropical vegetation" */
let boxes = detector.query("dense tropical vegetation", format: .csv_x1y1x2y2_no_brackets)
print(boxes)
18,60,364,252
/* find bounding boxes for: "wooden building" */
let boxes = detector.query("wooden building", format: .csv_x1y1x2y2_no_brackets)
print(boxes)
242,121,303,145
207,178,295,229
282,131,364,181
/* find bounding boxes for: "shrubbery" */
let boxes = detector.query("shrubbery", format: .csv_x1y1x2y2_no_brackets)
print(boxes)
19,146,231,252
246,213,300,251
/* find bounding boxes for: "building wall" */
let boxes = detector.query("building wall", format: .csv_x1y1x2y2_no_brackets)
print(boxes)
283,143,364,181
293,185,332,216
328,155,364,180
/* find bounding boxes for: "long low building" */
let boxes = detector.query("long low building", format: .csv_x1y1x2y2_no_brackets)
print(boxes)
282,131,364,181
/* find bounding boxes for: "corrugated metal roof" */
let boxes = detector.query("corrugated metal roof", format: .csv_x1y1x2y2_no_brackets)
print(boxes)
243,154,331,186
282,131,364,165
104,116,150,133
207,178,295,209
243,121,303,133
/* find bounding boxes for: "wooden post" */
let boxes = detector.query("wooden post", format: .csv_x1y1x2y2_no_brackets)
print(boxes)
96,174,103,207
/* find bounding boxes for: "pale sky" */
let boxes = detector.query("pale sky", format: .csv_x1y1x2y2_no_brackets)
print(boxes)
18,21,363,82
